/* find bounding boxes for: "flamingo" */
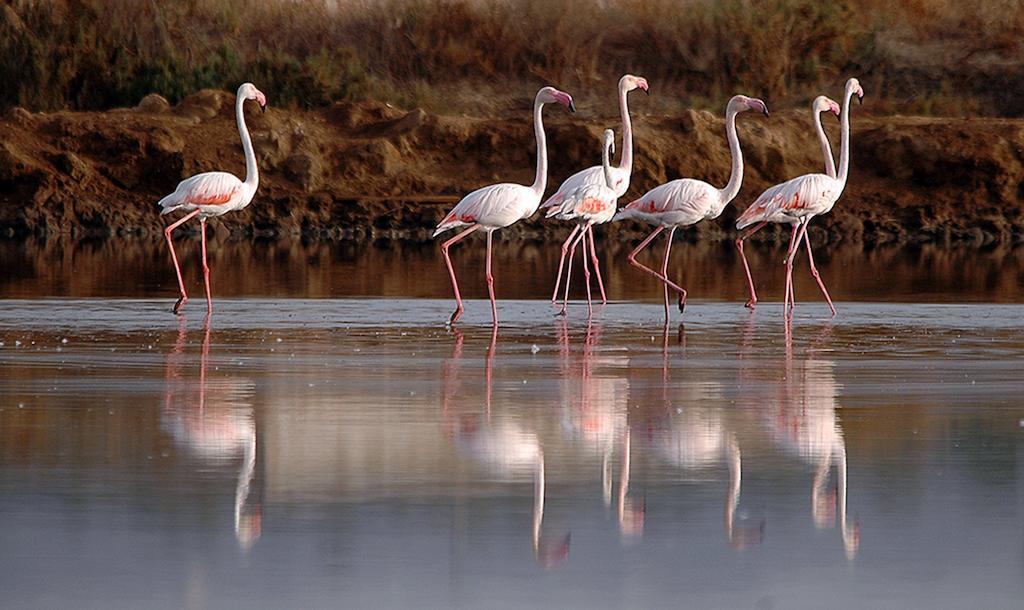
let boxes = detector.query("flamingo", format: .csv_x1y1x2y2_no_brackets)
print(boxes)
735,78,864,318
158,82,267,315
543,75,649,305
735,95,840,309
546,129,618,317
613,95,769,319
433,86,576,326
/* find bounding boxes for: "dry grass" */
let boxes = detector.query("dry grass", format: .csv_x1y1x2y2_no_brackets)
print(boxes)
2,0,1023,115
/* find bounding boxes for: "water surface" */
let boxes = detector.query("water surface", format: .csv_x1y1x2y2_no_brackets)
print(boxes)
1,299,1023,608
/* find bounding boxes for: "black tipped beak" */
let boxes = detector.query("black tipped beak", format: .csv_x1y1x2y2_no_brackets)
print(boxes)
763,109,770,118
643,88,650,96
260,104,267,113
857,95,863,105
568,100,577,114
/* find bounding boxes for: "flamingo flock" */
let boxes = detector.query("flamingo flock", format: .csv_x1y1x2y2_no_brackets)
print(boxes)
159,78,865,325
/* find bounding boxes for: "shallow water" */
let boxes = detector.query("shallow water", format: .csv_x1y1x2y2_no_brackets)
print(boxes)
3,237,1024,303
2,298,1024,609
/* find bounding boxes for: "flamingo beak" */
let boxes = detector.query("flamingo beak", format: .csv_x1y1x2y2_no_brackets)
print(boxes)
568,99,577,114
639,80,649,95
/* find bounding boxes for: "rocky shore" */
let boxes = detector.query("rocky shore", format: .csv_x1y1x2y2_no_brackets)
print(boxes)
2,89,1023,245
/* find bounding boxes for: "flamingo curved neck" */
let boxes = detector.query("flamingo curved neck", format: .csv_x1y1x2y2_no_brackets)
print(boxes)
617,85,634,173
530,98,548,196
602,140,614,188
836,90,855,188
237,94,259,192
814,110,837,178
718,108,744,205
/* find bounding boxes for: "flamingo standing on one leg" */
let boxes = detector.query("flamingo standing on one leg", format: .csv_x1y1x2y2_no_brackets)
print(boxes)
433,86,576,326
158,82,267,315
735,78,864,319
547,129,619,317
543,75,649,305
735,95,840,309
612,95,768,320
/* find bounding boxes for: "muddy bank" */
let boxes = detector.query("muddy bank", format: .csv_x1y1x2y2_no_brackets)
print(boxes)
1,89,1023,244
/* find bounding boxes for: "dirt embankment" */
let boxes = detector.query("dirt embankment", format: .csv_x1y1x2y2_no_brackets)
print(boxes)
2,90,1023,245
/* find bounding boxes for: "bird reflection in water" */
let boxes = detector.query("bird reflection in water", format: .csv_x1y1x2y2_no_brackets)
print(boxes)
555,319,639,538
162,316,261,551
441,326,570,567
644,323,764,549
752,319,860,559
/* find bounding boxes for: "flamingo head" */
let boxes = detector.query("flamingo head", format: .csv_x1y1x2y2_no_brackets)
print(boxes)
620,74,649,95
814,95,841,119
730,95,770,117
846,77,864,104
603,128,615,156
539,86,577,113
239,82,268,113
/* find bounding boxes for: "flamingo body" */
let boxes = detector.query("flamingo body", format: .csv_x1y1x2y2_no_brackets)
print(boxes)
736,173,840,229
433,183,539,236
614,178,723,227
548,183,617,224
159,171,255,218
543,165,629,209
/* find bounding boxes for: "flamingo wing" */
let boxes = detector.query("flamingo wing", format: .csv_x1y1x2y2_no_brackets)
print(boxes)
542,165,628,209
547,184,617,224
433,183,534,236
736,174,836,229
614,179,715,225
159,172,245,215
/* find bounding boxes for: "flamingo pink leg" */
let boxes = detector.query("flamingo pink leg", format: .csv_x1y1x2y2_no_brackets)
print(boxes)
801,225,837,317
784,222,808,319
736,221,767,308
660,226,680,317
580,227,594,317
586,227,608,304
440,225,480,325
627,226,687,316
164,209,202,314
199,218,213,315
551,225,581,303
559,228,589,316
485,229,498,326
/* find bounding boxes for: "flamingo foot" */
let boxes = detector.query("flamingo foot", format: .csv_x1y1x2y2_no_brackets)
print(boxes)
744,298,757,309
678,292,687,313
173,296,187,314
555,307,567,317
449,307,464,325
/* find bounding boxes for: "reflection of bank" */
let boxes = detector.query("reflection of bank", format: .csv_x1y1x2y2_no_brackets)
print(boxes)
442,327,570,567
161,317,261,551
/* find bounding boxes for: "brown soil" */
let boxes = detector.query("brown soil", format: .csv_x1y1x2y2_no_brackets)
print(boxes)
2,90,1023,245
